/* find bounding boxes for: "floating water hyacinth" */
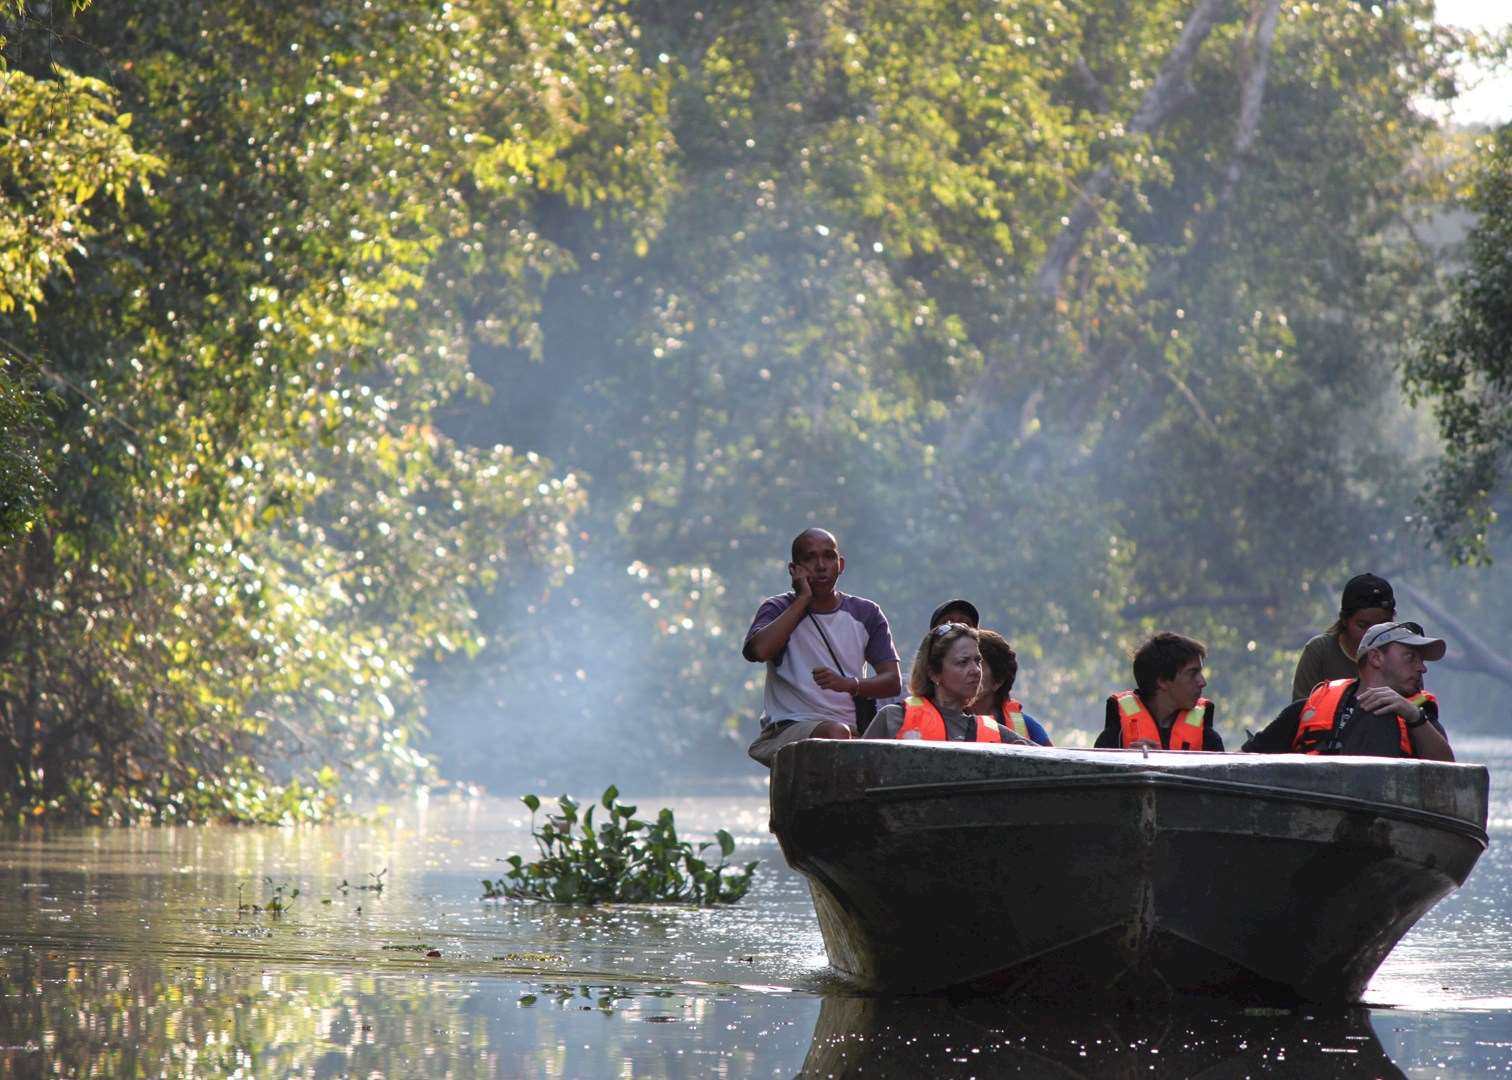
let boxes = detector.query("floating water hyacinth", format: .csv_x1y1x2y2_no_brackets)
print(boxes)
482,785,758,905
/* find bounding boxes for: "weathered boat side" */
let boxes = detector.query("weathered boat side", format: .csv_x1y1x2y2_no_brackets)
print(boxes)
769,740,1488,1001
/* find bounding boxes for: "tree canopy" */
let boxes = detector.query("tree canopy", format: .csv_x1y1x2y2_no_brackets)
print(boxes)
4,0,1510,816
1408,122,1512,564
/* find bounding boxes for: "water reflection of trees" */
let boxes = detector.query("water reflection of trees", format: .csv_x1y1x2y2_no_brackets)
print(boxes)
0,952,498,1079
799,994,1408,1079
0,952,801,1078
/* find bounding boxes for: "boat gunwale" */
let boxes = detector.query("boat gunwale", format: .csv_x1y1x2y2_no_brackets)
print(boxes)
859,770,1490,848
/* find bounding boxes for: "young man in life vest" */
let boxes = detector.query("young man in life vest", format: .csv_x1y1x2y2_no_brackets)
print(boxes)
861,623,1033,743
1242,621,1454,760
743,528,902,767
1095,632,1224,751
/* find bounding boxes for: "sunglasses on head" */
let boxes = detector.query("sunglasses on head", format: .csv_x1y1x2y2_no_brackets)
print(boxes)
1361,620,1427,652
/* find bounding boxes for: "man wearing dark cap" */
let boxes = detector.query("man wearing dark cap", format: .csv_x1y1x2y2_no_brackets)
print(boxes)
1290,573,1396,701
1246,620,1454,760
928,598,980,629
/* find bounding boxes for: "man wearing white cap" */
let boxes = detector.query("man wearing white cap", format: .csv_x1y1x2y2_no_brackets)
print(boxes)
1243,621,1454,761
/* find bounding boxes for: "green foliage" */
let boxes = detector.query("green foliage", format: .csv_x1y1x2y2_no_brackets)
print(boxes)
1407,123,1512,564
0,346,47,542
0,6,160,320
482,785,758,905
2,0,1504,810
434,0,1481,778
0,0,673,820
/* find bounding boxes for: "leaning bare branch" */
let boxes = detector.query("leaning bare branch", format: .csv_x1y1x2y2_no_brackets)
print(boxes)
1396,581,1512,689
1035,0,1232,301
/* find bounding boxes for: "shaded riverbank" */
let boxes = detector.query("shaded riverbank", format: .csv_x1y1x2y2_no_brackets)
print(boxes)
3,738,1510,1076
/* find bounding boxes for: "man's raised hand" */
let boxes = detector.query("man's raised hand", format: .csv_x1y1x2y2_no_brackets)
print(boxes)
812,666,854,694
1356,685,1420,726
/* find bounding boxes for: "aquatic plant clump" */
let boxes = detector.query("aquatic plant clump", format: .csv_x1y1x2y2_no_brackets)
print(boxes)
482,786,758,906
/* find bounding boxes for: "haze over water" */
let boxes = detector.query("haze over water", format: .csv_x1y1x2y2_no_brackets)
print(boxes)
0,737,1506,1077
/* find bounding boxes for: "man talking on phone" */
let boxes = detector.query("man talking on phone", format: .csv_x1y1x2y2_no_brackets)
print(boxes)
743,528,901,768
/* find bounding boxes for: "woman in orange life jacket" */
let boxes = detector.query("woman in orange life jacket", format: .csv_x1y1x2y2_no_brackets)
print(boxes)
861,623,1033,743
1094,631,1225,751
1243,620,1455,761
967,629,1053,746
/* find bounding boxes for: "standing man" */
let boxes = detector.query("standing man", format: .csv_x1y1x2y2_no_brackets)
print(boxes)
1096,632,1224,751
743,528,901,767
1245,621,1453,761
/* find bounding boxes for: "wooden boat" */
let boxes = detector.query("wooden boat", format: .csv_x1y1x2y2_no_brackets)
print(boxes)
769,739,1489,1002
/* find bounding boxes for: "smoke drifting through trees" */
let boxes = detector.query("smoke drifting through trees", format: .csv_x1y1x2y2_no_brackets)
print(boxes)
420,1,1512,793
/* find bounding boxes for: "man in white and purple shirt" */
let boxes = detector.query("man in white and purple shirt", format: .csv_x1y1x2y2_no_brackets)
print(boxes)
743,528,900,767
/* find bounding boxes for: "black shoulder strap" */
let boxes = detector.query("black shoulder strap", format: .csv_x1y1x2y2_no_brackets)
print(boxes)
805,608,852,678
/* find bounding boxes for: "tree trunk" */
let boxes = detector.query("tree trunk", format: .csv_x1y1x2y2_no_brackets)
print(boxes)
1034,0,1232,301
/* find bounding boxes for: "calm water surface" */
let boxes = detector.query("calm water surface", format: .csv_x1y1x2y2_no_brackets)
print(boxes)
2,739,1510,1077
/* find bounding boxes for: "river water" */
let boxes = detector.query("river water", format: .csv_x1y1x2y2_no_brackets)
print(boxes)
1,738,1509,1078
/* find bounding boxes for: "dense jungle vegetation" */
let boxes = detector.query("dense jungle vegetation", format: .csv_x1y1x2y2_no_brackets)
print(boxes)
2,0,1511,820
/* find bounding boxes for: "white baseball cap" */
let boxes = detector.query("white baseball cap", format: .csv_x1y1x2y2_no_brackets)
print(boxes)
1358,620,1446,662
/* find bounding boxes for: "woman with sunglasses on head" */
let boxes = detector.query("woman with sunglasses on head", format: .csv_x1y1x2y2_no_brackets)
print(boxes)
861,623,1033,744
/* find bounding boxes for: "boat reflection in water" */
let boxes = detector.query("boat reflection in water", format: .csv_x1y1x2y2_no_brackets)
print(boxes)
771,740,1489,1002
799,993,1407,1079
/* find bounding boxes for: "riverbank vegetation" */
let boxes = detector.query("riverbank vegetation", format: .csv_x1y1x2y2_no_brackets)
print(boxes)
3,0,1511,819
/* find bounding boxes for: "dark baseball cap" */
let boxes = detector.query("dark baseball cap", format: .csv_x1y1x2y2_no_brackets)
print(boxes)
929,598,980,628
1340,573,1394,615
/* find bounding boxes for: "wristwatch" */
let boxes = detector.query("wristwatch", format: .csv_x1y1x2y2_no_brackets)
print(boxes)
1404,710,1429,729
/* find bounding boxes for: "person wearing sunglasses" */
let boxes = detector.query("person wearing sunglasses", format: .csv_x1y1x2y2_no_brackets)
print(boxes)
861,622,1033,744
1095,632,1224,751
1244,621,1454,760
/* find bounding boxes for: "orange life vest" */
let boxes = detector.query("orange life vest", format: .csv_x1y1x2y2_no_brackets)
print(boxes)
1000,699,1030,740
1113,691,1209,751
898,695,1011,743
1292,678,1435,757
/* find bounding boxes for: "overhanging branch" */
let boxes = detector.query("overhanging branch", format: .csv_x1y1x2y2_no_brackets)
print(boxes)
1396,580,1512,689
1035,0,1231,301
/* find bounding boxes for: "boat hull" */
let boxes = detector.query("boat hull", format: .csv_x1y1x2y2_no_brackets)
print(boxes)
769,741,1488,1002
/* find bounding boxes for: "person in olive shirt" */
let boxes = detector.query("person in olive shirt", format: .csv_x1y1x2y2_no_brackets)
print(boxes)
1246,620,1453,761
1291,573,1396,701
